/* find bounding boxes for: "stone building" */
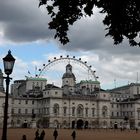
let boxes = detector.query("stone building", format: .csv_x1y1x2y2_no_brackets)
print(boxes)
1,64,140,129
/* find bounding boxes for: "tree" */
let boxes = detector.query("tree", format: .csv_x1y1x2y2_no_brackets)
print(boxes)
39,0,140,46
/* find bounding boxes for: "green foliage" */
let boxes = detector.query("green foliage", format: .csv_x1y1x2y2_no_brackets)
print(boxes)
39,0,140,46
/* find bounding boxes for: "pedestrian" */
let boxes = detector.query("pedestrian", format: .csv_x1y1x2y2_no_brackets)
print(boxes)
35,129,39,140
53,128,58,140
22,135,27,140
136,127,138,133
40,130,45,140
71,130,76,140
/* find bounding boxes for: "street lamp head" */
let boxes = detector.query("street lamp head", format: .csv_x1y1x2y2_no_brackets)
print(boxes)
3,50,16,75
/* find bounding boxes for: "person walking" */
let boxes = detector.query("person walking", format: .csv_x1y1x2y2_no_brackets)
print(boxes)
40,130,45,140
22,135,27,140
71,130,76,140
135,127,138,133
53,128,58,140
35,129,39,140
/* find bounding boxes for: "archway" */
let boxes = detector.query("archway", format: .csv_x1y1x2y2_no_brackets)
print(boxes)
63,120,67,128
84,121,89,129
72,121,76,129
77,119,84,129
42,117,49,128
114,122,118,129
23,120,28,128
54,120,59,128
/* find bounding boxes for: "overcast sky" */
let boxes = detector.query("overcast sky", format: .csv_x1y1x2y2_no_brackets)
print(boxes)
0,0,140,90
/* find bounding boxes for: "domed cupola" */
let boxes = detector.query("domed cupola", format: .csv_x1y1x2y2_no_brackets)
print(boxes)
62,64,76,80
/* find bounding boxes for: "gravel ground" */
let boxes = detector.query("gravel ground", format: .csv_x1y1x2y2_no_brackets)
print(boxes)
0,128,140,140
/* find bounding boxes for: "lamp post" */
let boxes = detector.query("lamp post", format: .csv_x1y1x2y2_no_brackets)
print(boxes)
1,50,15,140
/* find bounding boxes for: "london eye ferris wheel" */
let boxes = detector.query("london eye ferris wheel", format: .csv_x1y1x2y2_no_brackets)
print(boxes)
35,55,99,86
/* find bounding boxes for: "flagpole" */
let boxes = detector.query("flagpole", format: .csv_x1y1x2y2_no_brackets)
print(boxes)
35,66,37,77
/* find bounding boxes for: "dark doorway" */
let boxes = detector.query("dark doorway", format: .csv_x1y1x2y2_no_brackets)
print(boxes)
114,122,118,129
77,119,84,129
23,123,27,128
84,121,88,129
72,121,75,129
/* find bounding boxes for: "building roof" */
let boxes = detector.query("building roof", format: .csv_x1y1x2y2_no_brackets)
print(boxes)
109,83,140,91
79,80,100,84
45,84,61,89
62,72,76,79
14,80,26,83
26,77,47,81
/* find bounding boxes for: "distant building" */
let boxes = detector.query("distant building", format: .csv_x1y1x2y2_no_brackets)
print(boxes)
0,64,140,129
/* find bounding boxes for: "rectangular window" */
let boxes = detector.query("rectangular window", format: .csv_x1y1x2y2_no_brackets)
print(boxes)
46,108,49,115
63,107,67,116
12,109,14,114
138,111,140,119
127,104,129,108
19,100,21,104
32,100,34,105
92,108,95,117
25,109,28,114
32,109,34,114
112,112,114,117
18,109,21,114
25,100,28,104
112,104,114,108
85,108,88,117
131,112,133,116
72,107,75,116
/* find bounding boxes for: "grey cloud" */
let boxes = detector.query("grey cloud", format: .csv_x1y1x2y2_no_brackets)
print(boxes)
0,0,54,42
1,0,140,57
61,11,140,56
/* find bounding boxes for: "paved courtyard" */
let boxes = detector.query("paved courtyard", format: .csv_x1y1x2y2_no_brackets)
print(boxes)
0,128,140,140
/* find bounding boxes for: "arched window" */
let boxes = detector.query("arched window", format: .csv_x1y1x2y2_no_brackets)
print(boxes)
77,104,84,117
103,121,107,128
53,104,59,116
54,120,59,128
102,106,108,117
63,107,67,116
63,120,67,128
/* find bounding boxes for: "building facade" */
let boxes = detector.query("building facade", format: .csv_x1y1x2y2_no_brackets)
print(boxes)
1,65,140,129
